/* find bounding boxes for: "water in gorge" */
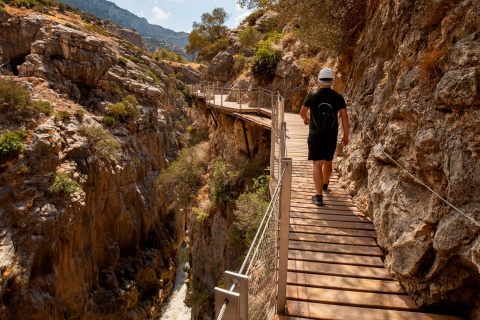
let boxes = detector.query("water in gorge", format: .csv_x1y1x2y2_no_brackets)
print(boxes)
159,260,191,320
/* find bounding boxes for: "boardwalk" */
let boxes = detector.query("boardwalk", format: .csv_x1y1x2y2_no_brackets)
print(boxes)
192,89,463,320
280,113,462,320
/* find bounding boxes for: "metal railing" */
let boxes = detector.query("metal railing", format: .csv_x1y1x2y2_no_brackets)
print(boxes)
188,82,283,117
214,157,291,320
189,83,290,319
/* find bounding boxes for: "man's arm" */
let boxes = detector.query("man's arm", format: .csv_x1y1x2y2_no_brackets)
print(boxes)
339,108,349,146
300,106,309,125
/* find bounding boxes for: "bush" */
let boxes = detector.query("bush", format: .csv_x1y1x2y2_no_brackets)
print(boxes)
211,157,239,207
118,57,128,67
0,79,29,111
234,174,270,245
238,26,262,49
81,125,121,161
54,110,71,122
107,95,141,122
251,47,282,82
48,173,80,195
192,206,209,222
103,115,116,125
145,70,159,83
28,100,53,116
158,144,207,206
0,130,26,161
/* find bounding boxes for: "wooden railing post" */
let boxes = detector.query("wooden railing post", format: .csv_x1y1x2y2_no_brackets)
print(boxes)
277,157,292,314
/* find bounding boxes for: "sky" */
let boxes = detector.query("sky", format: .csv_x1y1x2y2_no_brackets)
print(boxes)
107,0,252,33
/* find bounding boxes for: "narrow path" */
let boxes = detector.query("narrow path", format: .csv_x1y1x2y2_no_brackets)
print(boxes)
280,112,463,320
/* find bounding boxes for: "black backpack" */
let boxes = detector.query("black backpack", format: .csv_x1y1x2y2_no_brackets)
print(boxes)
311,101,337,135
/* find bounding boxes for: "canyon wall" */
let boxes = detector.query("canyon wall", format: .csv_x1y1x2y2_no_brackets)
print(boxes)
186,99,271,319
336,0,480,317
0,9,199,319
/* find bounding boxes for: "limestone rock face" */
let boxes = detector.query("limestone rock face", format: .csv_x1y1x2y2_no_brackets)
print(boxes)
0,13,49,73
207,52,234,83
105,25,146,50
0,7,193,320
335,0,480,316
19,23,116,86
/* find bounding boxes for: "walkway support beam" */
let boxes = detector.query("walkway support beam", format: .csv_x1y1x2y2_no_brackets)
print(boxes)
277,157,292,314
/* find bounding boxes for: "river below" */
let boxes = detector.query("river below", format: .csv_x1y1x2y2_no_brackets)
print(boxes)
159,260,191,320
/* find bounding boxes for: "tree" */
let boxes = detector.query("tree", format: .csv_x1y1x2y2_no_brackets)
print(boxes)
187,7,230,62
186,29,208,61
237,0,366,54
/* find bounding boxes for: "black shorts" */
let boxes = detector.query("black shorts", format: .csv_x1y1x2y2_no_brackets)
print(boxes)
307,134,337,161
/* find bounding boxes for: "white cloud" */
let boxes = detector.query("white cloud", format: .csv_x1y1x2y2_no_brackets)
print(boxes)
234,4,251,26
152,7,171,21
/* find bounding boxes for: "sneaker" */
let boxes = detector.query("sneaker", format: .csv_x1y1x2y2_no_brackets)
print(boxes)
323,183,329,191
311,194,323,206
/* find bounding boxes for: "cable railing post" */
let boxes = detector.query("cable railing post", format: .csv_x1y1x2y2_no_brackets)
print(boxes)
239,87,242,113
277,157,292,314
221,85,224,107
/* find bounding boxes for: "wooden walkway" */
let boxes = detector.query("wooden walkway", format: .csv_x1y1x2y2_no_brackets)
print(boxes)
279,113,462,320
193,90,464,320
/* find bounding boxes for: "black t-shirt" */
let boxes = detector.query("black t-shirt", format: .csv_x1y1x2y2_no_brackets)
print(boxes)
303,88,346,134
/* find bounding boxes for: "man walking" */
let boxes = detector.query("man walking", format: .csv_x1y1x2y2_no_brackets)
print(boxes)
300,67,349,206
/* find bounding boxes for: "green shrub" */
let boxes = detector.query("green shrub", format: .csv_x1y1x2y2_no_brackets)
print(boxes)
158,144,207,206
128,55,142,64
48,173,80,195
238,26,262,49
251,47,282,82
211,157,239,206
103,115,116,125
0,130,26,161
107,95,141,122
0,79,29,111
192,206,209,221
146,70,159,83
233,174,270,245
118,57,128,67
81,125,121,161
54,110,71,122
27,100,53,116
64,22,81,31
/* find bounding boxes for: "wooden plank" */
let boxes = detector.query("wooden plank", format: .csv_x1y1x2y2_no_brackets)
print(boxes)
287,273,405,294
286,286,419,311
289,232,377,246
290,212,372,223
288,260,393,280
290,218,376,231
290,224,376,238
289,240,383,257
285,301,464,320
288,250,384,267
290,206,366,216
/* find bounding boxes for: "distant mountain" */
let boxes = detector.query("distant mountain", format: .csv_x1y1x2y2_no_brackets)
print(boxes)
58,0,189,48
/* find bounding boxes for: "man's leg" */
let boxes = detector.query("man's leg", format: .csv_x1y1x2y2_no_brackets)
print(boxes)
323,160,333,188
313,160,324,195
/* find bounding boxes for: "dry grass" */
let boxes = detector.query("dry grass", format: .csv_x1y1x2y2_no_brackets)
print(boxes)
419,48,446,87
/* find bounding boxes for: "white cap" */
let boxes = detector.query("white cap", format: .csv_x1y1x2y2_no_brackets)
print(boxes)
318,68,334,84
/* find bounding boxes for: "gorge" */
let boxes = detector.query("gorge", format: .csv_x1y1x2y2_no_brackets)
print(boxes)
0,0,479,319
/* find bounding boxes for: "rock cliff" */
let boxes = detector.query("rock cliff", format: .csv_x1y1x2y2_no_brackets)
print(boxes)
336,0,480,317
0,6,201,320
199,0,479,318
